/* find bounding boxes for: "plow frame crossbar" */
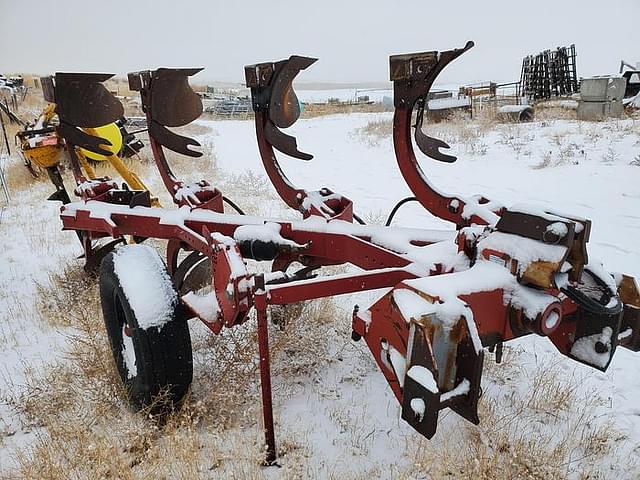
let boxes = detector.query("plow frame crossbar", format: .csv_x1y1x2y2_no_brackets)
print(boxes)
60,201,449,280
60,199,448,464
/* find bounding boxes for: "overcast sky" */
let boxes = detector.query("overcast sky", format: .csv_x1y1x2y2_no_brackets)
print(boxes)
1,0,637,86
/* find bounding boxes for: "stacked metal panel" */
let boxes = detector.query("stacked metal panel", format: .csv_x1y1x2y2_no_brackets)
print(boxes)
520,45,578,101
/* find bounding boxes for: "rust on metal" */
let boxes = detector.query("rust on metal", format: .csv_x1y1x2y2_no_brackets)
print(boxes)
41,73,124,156
269,56,317,128
245,56,316,160
150,68,204,127
264,121,312,160
415,103,457,163
128,68,204,158
496,210,576,246
51,72,124,128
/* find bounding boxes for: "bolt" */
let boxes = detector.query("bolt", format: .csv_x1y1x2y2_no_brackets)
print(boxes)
594,341,609,354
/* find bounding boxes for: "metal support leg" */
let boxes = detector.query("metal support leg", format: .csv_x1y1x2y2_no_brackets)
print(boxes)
0,109,11,203
254,275,277,465
0,155,10,203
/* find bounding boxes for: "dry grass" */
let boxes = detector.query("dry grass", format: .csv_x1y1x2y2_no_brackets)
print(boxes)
496,123,535,157
355,112,495,156
355,118,392,147
534,107,577,121
35,264,97,328
602,145,620,164
172,123,215,139
3,100,637,478
530,126,584,169
3,158,48,191
5,253,337,478
303,102,386,119
361,209,387,226
397,346,623,479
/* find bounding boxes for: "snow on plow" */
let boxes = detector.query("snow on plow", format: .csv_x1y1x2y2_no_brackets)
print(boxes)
36,42,640,464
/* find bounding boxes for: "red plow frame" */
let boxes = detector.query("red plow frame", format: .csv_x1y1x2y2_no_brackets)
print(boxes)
43,42,639,464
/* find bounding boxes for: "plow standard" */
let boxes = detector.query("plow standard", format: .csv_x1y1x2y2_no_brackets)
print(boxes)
37,42,639,464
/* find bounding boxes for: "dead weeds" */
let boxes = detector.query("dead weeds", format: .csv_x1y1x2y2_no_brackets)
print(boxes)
400,348,621,480
7,255,336,478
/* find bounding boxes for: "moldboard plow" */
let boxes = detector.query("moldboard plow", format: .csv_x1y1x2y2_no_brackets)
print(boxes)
41,42,639,464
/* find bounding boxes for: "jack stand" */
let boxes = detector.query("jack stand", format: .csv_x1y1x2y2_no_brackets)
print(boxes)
254,274,277,465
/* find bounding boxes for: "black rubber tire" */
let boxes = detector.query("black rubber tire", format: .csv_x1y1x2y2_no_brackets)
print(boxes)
519,108,534,122
99,247,193,415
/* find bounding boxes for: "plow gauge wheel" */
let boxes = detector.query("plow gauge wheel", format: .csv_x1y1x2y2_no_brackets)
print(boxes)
100,246,193,414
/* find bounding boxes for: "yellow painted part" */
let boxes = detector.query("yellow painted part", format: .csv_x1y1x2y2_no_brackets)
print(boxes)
108,155,148,190
80,127,161,208
23,144,64,168
80,123,123,161
82,127,143,188
19,104,62,168
41,103,57,124
76,150,97,180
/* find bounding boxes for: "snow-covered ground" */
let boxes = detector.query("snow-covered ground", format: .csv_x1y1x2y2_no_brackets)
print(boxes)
1,112,639,478
207,113,640,476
